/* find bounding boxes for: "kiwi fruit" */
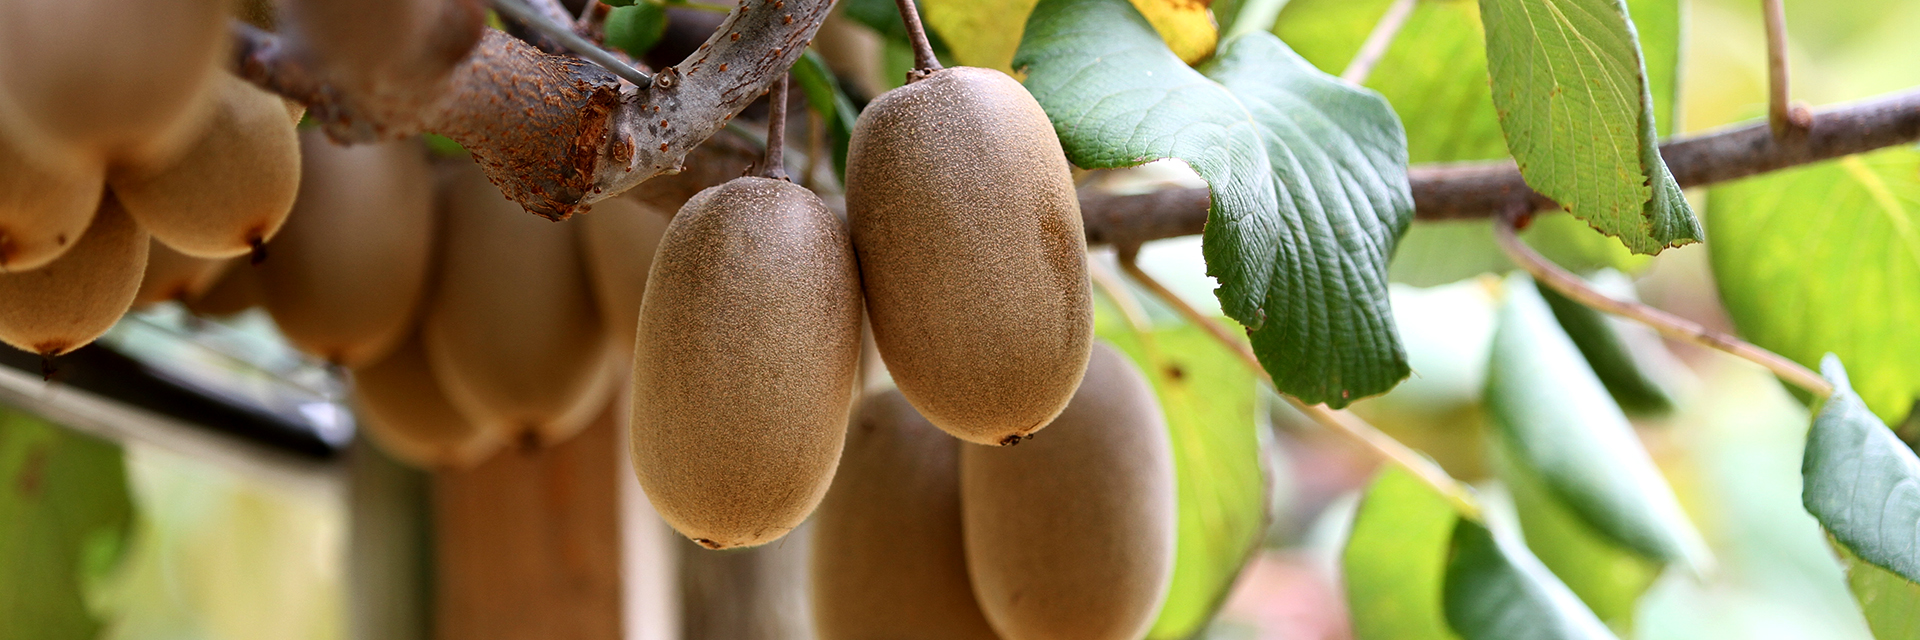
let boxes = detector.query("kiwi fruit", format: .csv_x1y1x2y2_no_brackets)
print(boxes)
845,66,1092,446
113,73,303,259
0,129,104,272
0,194,149,356
133,238,232,309
186,260,264,318
578,197,671,354
351,331,504,469
423,160,609,447
259,131,435,367
0,0,225,166
811,389,1000,640
630,177,862,550
959,342,1176,640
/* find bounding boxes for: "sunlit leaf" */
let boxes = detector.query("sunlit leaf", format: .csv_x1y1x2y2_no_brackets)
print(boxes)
1708,148,1920,423
1345,467,1461,640
1839,544,1920,640
1094,301,1267,640
1444,520,1622,640
1477,0,1699,254
1019,0,1414,407
0,406,134,640
1486,274,1709,570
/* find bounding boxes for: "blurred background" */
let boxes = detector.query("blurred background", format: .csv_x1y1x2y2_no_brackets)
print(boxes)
2,0,1916,638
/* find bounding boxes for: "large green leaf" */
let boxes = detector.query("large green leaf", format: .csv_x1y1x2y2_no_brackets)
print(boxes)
1444,520,1621,640
1535,272,1677,416
1274,0,1675,286
1486,274,1708,569
1802,355,1920,585
1018,0,1414,407
1477,0,1699,254
0,406,135,640
1839,545,1920,640
1345,467,1461,640
1093,300,1268,639
1708,148,1920,424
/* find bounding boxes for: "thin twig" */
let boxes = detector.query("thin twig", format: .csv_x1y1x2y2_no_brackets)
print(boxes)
893,0,942,79
755,75,791,180
1341,0,1417,86
1493,204,1834,398
1762,0,1811,138
489,0,653,86
1114,247,1483,519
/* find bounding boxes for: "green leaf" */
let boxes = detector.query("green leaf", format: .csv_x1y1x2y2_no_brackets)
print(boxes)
790,51,859,180
1093,303,1268,640
1535,272,1677,416
1708,148,1920,423
1444,520,1621,640
1018,0,1414,407
604,2,669,58
1477,0,1700,254
1802,355,1920,585
0,406,134,640
1838,544,1920,640
1345,468,1462,640
1495,439,1660,630
1486,274,1709,569
1273,0,1670,286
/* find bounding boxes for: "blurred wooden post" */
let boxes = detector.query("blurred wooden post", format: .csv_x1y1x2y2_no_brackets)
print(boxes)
433,407,623,640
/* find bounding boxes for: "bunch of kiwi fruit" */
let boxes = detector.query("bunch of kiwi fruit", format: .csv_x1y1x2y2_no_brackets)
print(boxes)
0,0,1187,635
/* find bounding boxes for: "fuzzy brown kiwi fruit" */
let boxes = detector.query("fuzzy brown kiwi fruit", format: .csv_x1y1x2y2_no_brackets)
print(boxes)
351,331,504,469
0,0,225,165
259,131,435,367
0,128,104,272
631,177,862,550
424,160,609,447
578,197,670,354
186,260,264,318
133,238,232,309
960,342,1176,640
0,194,149,356
112,73,303,259
845,66,1092,446
811,388,999,640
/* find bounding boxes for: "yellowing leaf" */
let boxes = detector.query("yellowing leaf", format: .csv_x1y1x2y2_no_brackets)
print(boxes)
920,0,1216,72
1130,0,1218,63
921,0,1039,71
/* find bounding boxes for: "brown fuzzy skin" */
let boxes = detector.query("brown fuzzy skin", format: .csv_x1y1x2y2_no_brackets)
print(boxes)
113,74,303,259
0,0,225,166
424,160,609,446
0,195,149,356
185,260,264,317
631,177,862,550
578,197,671,354
260,132,435,367
0,129,103,272
133,238,232,309
960,343,1176,640
351,331,504,469
811,389,1001,640
845,66,1092,446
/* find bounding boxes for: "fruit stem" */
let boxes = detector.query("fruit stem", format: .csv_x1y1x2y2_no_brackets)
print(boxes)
1114,247,1483,520
1492,203,1833,398
754,75,792,181
893,0,943,80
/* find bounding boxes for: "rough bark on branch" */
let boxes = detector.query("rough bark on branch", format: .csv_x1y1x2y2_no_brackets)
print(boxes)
1082,88,1920,245
235,0,832,220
